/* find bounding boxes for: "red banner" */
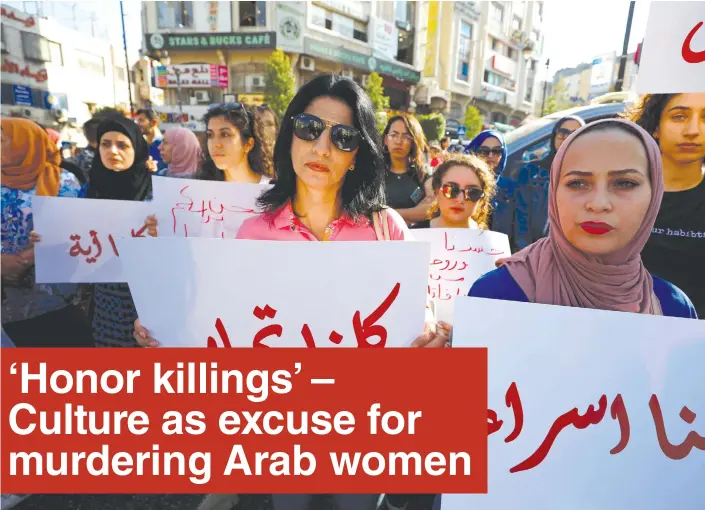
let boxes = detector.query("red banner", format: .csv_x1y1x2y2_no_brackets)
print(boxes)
1,348,487,494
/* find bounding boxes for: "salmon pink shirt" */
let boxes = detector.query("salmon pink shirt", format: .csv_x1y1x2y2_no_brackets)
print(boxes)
236,202,411,241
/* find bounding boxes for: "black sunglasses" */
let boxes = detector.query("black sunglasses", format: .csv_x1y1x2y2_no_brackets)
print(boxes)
441,182,485,203
208,102,246,112
475,147,503,157
291,113,360,152
556,127,576,137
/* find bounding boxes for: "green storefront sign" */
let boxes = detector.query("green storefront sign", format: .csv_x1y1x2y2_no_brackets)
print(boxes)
146,32,276,51
304,38,420,83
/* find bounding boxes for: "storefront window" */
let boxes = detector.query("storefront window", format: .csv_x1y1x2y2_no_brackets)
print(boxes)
456,22,472,82
396,28,414,65
157,1,193,29
240,1,266,27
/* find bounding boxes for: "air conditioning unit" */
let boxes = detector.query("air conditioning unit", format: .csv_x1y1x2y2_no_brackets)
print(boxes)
194,90,211,103
341,69,354,79
245,75,265,89
300,56,315,72
361,74,370,87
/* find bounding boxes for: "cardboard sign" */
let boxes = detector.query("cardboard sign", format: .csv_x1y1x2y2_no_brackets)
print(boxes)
411,229,510,323
151,178,271,239
116,238,432,348
32,196,151,283
636,2,705,93
444,297,705,509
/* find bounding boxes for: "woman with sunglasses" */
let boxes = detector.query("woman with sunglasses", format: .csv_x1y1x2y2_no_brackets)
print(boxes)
412,154,496,230
513,116,586,251
134,74,449,510
382,115,434,225
464,130,514,241
467,119,696,319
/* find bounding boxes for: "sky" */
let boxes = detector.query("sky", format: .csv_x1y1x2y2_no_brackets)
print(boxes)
541,0,651,79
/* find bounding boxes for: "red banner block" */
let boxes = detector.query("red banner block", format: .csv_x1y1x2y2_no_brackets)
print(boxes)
1,348,487,494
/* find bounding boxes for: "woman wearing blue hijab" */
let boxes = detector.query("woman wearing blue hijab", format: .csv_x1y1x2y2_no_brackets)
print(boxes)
464,130,513,238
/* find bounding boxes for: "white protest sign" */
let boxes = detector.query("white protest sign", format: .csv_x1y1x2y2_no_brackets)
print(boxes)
411,229,510,323
636,1,705,93
151,177,271,239
444,297,705,510
32,196,151,283
116,237,431,348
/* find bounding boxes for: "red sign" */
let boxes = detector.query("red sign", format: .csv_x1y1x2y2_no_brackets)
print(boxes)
1,348,488,494
1,58,48,83
1,7,36,28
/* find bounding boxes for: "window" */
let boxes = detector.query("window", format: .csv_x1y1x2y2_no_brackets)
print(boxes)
157,1,193,29
490,37,501,52
240,1,266,27
48,41,63,66
77,50,105,75
1,30,6,54
512,16,522,32
311,5,367,42
491,3,504,23
116,67,127,82
506,47,516,60
525,84,533,102
396,0,413,24
396,27,414,65
484,69,515,89
22,32,51,62
456,22,473,81
531,29,539,43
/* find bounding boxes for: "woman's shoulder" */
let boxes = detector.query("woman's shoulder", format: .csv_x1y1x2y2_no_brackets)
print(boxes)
468,265,529,302
236,212,276,240
383,207,412,240
652,276,698,319
58,170,82,198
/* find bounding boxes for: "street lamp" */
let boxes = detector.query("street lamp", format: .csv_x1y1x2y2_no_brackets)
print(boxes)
158,51,184,125
540,58,550,117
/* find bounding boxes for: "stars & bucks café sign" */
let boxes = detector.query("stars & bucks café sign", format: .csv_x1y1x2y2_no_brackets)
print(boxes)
304,38,420,83
147,32,276,51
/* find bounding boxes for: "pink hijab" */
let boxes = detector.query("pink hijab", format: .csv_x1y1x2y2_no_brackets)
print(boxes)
504,118,664,314
164,127,202,178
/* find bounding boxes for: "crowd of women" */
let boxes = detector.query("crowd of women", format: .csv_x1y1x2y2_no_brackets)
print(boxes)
1,74,703,508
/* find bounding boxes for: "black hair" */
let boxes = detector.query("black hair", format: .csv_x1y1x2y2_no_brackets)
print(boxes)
135,108,158,122
623,94,678,138
199,104,273,181
256,74,386,219
382,114,428,185
83,118,101,144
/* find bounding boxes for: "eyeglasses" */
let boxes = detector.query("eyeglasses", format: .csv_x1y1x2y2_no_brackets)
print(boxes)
475,147,503,157
555,127,575,138
291,113,360,152
441,182,485,203
386,132,414,143
208,102,246,112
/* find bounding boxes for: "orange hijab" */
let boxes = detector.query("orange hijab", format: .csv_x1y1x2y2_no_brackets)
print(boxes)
1,117,62,197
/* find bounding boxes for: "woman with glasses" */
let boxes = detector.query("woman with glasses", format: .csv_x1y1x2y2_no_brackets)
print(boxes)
382,115,434,225
134,74,449,510
411,154,496,230
514,115,586,251
464,130,514,240
254,103,280,151
468,119,696,319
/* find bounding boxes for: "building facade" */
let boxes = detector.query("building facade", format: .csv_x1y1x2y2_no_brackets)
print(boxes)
1,2,134,139
140,1,425,131
417,1,546,136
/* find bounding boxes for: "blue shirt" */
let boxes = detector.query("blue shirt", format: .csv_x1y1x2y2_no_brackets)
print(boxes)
468,266,697,319
148,135,168,174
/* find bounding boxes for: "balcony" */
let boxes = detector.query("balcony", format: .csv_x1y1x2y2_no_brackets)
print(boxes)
487,53,518,79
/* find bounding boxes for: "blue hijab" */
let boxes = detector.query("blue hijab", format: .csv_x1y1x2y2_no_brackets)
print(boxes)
464,130,507,176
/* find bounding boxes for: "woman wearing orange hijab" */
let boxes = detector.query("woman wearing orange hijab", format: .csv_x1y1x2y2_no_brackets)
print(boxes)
1,117,93,347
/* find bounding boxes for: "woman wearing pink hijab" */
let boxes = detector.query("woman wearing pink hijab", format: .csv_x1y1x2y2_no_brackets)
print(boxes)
469,118,697,318
159,127,202,178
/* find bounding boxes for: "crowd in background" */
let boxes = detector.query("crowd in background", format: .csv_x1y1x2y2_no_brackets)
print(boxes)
1,73,703,510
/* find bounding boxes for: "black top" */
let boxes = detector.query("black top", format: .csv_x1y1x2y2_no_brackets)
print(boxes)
641,175,705,319
384,170,426,210
410,219,431,229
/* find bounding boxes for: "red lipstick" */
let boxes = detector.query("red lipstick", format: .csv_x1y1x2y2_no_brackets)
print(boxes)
580,222,614,235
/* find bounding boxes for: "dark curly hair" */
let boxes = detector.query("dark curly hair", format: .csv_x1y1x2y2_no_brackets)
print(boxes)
199,104,274,181
622,94,677,138
257,74,386,219
428,153,497,229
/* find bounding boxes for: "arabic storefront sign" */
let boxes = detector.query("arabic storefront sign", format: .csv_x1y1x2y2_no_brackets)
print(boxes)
156,64,228,89
1,6,36,28
146,32,276,51
2,58,48,84
304,38,421,84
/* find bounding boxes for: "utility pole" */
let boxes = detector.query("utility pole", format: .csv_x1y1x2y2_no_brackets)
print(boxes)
614,1,635,92
120,0,135,116
540,58,550,117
